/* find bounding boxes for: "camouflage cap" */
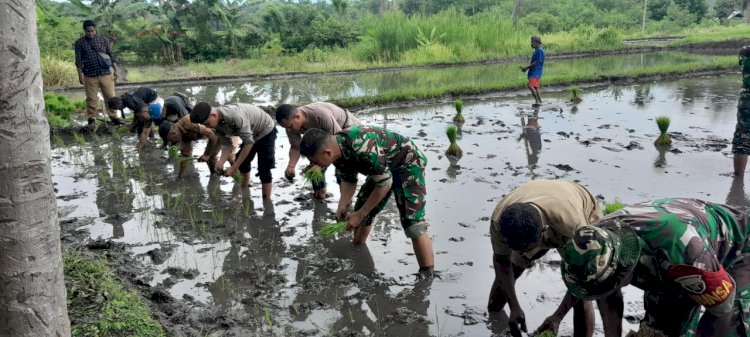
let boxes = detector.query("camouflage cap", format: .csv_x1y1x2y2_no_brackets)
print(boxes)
560,220,640,300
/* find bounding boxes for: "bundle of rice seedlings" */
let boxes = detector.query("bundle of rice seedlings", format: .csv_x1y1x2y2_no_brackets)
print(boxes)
232,173,244,183
303,166,325,186
319,221,348,238
625,326,667,337
570,86,582,104
445,125,462,157
453,99,465,123
654,116,672,146
536,331,556,337
604,198,624,215
168,145,179,159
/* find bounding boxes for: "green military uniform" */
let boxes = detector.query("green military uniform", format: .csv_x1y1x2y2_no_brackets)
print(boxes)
334,126,428,238
732,48,750,155
561,198,750,337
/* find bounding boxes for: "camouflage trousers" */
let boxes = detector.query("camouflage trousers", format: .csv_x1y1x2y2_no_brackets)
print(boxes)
353,152,428,239
732,92,750,155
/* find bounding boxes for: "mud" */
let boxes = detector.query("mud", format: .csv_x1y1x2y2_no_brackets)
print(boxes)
53,73,750,336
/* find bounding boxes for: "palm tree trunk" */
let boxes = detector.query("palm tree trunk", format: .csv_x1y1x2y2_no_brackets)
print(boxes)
0,1,71,336
512,0,522,28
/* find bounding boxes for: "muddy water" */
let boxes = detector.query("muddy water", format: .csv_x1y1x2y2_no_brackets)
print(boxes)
65,52,726,108
54,73,748,336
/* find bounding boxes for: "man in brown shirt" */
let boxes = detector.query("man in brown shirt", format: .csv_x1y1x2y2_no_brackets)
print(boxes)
158,116,237,178
276,102,361,199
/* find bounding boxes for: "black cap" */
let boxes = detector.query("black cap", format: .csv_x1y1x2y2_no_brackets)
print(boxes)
190,102,212,124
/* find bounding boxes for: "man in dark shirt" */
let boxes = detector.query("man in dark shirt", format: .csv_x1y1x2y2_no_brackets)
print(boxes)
108,87,162,150
74,20,120,127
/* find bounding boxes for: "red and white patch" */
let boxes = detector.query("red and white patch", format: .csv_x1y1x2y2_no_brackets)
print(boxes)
667,264,734,308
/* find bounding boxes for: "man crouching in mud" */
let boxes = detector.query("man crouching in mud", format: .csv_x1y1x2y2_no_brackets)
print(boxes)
488,179,602,337
158,116,238,178
561,198,750,337
299,126,434,272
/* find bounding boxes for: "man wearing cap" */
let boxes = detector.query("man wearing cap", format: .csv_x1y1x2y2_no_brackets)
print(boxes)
190,102,277,198
489,179,602,337
108,86,163,150
158,116,238,178
561,198,750,337
275,102,361,199
74,19,120,127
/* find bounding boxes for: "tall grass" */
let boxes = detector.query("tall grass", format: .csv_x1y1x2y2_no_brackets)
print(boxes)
45,92,85,127
41,56,78,88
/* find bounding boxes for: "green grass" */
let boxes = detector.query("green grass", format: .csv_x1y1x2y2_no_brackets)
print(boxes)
64,251,165,337
73,132,86,145
445,125,462,157
45,92,85,127
603,199,625,215
319,222,348,238
333,55,736,109
41,56,78,88
670,23,750,46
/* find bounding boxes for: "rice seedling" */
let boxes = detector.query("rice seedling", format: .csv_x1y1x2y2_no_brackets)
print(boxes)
51,133,65,148
303,166,324,186
570,85,582,103
168,145,179,159
232,173,244,183
262,305,273,327
453,99,464,123
179,156,194,164
537,331,556,337
445,125,462,157
319,221,348,238
654,116,672,146
604,198,624,215
73,132,86,145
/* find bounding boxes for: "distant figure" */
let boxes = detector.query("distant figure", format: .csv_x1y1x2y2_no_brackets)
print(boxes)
74,20,120,127
521,36,545,106
276,102,361,199
732,46,750,176
488,179,602,337
108,87,163,151
190,102,277,198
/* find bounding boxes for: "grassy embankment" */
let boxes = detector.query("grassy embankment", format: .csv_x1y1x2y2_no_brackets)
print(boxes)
65,251,165,337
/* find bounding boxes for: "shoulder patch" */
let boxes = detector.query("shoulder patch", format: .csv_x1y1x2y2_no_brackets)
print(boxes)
674,274,706,294
668,264,734,308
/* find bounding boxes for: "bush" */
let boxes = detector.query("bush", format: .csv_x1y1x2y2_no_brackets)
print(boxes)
520,12,562,33
41,56,78,88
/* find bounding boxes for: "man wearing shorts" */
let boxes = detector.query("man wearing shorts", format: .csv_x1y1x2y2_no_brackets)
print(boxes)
522,36,545,106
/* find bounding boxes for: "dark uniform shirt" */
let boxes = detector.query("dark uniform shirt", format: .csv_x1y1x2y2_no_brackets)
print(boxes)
74,35,116,77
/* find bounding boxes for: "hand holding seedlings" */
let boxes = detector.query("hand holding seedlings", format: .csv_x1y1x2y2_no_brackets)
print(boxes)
319,221,348,238
345,210,365,230
302,165,324,186
223,165,238,177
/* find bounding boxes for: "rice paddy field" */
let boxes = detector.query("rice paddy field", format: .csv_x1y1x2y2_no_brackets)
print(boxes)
53,70,746,336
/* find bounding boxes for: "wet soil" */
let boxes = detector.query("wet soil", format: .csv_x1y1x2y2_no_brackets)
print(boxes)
54,74,750,336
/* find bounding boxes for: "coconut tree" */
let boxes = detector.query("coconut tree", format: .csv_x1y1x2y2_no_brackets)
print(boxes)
0,1,71,336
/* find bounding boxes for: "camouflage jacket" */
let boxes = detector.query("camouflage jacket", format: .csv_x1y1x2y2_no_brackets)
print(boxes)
335,126,426,187
606,198,749,313
742,52,750,92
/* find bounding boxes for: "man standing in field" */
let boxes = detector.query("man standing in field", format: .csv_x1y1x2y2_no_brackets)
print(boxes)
521,35,545,106
733,46,750,176
276,102,361,199
74,20,120,127
488,179,602,337
299,127,434,272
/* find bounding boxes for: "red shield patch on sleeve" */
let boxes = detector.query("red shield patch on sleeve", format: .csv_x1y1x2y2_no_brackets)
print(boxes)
667,264,734,308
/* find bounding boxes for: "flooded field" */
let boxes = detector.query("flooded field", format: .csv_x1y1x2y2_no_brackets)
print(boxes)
54,73,747,336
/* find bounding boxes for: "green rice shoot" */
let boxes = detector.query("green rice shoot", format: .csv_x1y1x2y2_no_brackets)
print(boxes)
453,99,464,123
303,167,325,186
570,85,582,103
654,116,672,146
536,331,556,337
168,145,179,159
604,198,624,215
232,173,244,183
319,221,348,238
445,125,462,156
179,156,194,163
73,132,85,145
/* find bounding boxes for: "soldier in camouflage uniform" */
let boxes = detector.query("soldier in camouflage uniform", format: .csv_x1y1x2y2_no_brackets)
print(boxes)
561,198,750,337
733,46,750,176
299,126,434,270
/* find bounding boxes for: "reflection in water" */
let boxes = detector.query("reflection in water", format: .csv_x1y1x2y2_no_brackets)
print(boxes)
519,106,542,175
130,52,727,106
726,178,750,213
654,145,669,168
